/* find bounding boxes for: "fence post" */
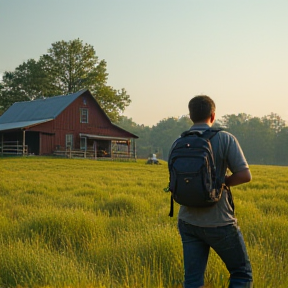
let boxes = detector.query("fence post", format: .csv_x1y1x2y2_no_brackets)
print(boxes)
22,130,26,156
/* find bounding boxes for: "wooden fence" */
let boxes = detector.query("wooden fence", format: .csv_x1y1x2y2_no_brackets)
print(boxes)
0,143,136,161
0,141,28,156
53,148,136,161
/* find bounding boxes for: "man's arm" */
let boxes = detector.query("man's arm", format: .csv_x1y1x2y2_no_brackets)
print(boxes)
225,168,252,187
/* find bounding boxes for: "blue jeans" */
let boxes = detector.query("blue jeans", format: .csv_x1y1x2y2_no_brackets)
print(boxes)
178,219,253,288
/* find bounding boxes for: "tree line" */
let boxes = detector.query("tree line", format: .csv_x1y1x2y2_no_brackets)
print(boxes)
116,113,288,165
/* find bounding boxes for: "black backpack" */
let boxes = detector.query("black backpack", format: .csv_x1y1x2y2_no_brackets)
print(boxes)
167,129,225,217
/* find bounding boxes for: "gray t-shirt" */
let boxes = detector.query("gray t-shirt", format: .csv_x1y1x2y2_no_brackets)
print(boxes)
177,124,249,227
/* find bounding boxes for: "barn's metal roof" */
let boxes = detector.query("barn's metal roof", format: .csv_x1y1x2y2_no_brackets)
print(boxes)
0,119,53,132
0,89,138,139
0,89,87,125
79,133,131,141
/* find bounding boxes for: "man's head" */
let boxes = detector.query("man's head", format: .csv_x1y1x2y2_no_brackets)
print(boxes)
188,95,216,124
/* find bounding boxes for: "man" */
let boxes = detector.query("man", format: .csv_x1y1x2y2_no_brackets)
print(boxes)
176,95,253,288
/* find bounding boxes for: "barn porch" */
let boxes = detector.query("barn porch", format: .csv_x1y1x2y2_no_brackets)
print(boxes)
53,133,137,161
0,130,137,161
0,130,32,156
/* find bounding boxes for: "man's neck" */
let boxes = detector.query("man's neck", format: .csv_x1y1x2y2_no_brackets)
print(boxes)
193,121,212,127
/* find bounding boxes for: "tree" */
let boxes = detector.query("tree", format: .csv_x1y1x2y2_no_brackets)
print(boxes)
241,117,275,164
219,113,252,154
116,116,152,159
0,81,4,115
150,116,192,160
0,39,131,122
274,127,288,165
95,85,131,123
261,113,286,133
0,59,56,110
41,39,107,94
220,114,276,164
41,39,131,122
220,113,252,129
116,115,192,160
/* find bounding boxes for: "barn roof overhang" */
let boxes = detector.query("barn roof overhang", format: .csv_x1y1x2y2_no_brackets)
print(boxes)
79,133,132,141
0,119,53,132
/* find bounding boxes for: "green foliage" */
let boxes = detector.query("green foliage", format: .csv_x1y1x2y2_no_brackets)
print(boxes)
226,116,275,164
116,115,192,160
117,116,154,158
274,127,288,165
218,113,288,165
116,113,288,164
0,59,55,109
0,157,288,287
149,116,192,160
0,39,131,122
262,112,286,133
41,39,107,95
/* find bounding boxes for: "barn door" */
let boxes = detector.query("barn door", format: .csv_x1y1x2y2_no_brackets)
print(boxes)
80,137,87,150
65,134,73,150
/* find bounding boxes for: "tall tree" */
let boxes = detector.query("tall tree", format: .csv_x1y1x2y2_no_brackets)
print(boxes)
41,39,107,94
0,39,131,122
41,39,131,121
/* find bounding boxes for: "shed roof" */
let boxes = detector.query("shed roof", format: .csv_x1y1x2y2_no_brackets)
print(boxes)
0,119,53,132
0,89,86,125
80,133,132,141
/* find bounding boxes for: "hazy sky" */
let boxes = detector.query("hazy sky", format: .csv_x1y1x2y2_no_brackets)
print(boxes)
1,0,288,126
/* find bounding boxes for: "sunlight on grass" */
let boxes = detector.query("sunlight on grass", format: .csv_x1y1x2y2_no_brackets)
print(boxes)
0,157,287,287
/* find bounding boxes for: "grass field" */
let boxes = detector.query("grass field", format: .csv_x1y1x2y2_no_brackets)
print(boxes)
0,157,287,288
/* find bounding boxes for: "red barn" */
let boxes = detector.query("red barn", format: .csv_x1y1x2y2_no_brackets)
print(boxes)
0,89,138,159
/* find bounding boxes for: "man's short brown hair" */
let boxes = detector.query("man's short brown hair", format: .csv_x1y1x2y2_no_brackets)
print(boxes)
188,95,216,123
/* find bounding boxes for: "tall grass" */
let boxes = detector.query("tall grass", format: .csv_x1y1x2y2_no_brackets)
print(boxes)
0,157,287,287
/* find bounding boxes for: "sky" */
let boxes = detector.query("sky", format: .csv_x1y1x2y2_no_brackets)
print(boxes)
1,0,288,126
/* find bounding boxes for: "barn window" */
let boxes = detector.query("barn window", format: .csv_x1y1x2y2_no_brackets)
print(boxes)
66,134,73,149
80,108,89,123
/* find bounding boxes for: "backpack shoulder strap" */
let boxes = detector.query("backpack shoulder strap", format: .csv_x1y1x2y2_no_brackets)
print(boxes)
203,128,221,140
181,130,202,137
181,128,221,139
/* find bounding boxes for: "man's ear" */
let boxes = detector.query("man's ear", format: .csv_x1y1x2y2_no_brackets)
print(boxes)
210,112,216,123
189,113,193,122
